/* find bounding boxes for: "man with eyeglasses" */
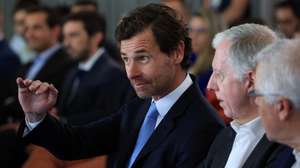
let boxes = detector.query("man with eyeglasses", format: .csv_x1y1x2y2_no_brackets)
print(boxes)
253,39,300,168
198,23,283,168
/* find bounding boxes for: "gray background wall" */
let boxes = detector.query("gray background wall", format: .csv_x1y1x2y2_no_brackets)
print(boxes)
0,0,283,41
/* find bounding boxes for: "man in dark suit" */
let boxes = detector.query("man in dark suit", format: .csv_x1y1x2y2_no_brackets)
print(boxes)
57,12,133,125
253,39,300,168
0,31,21,124
199,24,282,168
2,6,74,121
17,4,224,168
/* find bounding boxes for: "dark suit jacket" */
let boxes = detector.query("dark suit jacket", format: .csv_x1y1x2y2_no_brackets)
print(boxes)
2,46,74,122
19,80,224,168
0,39,21,124
267,145,295,168
198,126,283,168
58,52,134,125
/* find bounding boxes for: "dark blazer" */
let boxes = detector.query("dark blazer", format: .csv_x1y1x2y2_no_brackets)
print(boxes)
19,47,74,90
198,126,283,168
0,40,21,124
19,80,224,168
267,145,295,168
2,46,74,122
58,52,134,125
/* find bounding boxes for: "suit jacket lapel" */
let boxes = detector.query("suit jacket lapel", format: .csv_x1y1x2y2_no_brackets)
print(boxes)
211,127,236,168
132,83,198,167
242,135,278,168
116,99,152,167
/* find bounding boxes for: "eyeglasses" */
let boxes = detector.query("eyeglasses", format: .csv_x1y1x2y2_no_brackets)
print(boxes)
248,89,280,98
187,27,208,34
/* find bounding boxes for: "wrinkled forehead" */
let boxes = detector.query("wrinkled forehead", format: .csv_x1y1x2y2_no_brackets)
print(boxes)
120,29,155,56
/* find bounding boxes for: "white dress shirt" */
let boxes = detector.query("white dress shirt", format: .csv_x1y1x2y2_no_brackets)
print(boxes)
225,117,265,168
78,47,104,71
292,150,300,168
153,74,192,128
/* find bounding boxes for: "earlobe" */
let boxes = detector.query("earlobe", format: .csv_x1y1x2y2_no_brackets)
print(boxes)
277,98,292,121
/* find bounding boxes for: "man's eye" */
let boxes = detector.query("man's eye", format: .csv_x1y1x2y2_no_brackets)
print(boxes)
122,57,129,64
137,55,150,63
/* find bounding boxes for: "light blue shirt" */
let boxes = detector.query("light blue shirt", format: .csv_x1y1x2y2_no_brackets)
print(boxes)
26,44,61,80
153,74,193,128
78,47,104,71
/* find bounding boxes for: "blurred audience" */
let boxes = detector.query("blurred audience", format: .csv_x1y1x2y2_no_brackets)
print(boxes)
2,6,74,125
10,0,38,64
71,0,123,66
188,8,225,93
161,0,190,24
57,11,134,125
203,0,251,27
71,0,98,13
274,0,300,38
0,10,24,168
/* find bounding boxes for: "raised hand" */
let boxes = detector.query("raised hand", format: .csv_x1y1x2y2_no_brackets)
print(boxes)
17,77,58,122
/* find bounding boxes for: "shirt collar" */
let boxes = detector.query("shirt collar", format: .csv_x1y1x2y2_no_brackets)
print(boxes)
153,74,193,118
293,149,300,162
231,117,265,137
37,43,61,62
78,47,104,71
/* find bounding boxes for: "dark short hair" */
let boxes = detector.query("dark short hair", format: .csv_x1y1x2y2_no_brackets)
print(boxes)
73,0,98,10
63,11,106,36
115,3,191,70
26,6,60,28
275,1,300,18
13,0,40,14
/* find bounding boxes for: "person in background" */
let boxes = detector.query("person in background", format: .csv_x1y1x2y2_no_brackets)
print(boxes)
71,0,123,66
10,0,38,64
0,10,24,168
57,11,134,125
274,0,300,39
199,24,282,168
161,0,190,24
71,0,98,13
253,39,300,168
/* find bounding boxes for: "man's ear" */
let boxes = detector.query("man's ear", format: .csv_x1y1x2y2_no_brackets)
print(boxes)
276,97,293,121
92,32,104,46
245,71,255,93
51,25,61,40
173,41,185,64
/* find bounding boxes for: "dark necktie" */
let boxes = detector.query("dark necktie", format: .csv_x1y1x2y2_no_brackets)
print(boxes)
128,102,159,168
67,69,86,106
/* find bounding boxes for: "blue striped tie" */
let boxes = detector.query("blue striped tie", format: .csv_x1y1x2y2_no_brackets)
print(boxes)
128,102,159,168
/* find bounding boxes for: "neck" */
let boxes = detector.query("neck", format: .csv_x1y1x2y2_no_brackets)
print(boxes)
234,105,259,124
152,69,187,100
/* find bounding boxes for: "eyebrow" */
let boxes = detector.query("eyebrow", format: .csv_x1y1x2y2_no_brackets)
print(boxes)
121,49,148,56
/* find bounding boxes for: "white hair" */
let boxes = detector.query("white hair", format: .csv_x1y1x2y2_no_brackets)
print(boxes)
256,39,300,110
212,23,278,80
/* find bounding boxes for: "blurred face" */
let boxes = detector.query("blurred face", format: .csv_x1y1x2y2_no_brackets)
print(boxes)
13,10,27,35
63,21,91,61
188,16,209,54
207,40,249,120
24,12,55,52
275,7,299,38
121,29,182,100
